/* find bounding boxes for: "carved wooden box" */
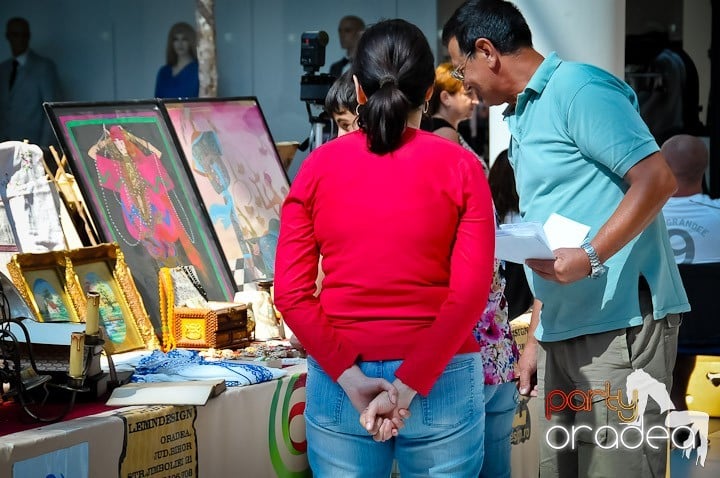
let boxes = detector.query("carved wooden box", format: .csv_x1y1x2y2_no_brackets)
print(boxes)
173,301,250,349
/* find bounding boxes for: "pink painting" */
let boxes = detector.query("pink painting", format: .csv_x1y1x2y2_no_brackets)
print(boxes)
162,98,289,286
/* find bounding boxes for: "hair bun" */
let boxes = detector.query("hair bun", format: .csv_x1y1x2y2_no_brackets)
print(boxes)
379,75,397,88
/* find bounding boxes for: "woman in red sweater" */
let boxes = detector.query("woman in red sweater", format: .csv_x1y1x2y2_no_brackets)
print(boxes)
274,19,496,477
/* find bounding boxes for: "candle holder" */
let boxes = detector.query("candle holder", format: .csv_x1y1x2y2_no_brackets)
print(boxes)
0,276,109,422
0,320,86,422
65,375,87,390
84,332,104,347
62,331,105,392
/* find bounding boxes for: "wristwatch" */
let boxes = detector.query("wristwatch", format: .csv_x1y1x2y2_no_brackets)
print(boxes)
580,242,607,278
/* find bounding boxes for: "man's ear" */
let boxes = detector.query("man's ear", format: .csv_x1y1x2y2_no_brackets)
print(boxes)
475,38,498,68
353,74,367,105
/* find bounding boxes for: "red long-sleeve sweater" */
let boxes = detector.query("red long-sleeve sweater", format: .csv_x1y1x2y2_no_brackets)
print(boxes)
273,128,495,396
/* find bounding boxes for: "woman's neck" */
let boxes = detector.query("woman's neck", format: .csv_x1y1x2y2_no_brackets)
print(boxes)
173,54,193,73
406,107,424,129
433,110,460,130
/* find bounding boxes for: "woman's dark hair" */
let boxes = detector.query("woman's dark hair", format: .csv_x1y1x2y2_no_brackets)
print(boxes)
166,22,197,65
324,70,358,116
442,0,532,56
353,19,435,154
488,149,519,221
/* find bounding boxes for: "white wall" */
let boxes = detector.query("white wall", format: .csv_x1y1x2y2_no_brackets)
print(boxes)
0,0,437,179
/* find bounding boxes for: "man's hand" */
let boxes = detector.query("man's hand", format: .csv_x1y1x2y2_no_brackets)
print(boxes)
517,340,538,397
518,299,542,397
526,247,590,284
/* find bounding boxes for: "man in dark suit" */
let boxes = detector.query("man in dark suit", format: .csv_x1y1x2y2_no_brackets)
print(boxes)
328,15,365,79
0,17,60,147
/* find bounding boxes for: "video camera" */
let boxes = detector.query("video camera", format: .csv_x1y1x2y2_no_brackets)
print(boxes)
300,31,336,105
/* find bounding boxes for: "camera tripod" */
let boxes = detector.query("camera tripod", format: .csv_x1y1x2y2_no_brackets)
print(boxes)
301,101,333,152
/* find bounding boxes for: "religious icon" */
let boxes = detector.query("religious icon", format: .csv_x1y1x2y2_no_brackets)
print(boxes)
88,124,202,266
32,278,71,322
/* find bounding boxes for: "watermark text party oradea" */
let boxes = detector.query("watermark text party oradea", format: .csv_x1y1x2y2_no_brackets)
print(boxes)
543,369,709,467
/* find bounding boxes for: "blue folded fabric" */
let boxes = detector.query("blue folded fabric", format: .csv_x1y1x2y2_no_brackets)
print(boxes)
131,349,285,387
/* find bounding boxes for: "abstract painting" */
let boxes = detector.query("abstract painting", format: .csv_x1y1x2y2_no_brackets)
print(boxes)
161,98,289,286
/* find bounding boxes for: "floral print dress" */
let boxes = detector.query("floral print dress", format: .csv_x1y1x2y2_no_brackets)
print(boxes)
472,259,520,385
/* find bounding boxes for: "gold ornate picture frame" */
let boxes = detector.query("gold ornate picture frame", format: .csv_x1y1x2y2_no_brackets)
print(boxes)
65,243,159,353
7,250,80,323
8,244,159,353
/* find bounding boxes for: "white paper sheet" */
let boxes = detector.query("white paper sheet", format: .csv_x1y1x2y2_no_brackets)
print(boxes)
495,222,554,264
495,214,591,264
542,213,591,250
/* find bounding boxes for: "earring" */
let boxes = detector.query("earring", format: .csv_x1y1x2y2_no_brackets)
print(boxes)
355,104,361,116
423,101,429,114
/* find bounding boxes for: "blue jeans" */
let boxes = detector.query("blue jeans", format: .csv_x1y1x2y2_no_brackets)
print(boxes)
305,353,485,477
480,382,518,478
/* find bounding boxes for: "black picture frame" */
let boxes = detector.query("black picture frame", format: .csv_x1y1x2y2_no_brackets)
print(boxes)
44,100,236,334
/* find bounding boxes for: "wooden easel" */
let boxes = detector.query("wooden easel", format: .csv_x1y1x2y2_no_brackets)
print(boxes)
45,146,99,247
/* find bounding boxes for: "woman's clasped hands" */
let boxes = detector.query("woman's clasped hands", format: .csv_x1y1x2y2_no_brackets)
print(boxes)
360,386,413,442
337,365,416,442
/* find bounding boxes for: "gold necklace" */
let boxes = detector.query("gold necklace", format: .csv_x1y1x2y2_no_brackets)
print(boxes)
159,267,176,351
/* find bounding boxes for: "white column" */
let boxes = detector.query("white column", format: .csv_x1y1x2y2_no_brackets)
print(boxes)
488,0,626,166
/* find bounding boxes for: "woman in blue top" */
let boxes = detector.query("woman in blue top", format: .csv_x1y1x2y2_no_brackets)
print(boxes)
155,22,199,98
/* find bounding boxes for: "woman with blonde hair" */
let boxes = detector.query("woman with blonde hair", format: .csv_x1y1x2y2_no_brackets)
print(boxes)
428,63,474,135
154,22,199,98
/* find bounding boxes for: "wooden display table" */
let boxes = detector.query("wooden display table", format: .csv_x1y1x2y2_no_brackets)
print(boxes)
0,363,309,477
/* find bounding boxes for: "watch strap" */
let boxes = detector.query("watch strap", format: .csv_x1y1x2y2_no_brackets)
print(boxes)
581,242,604,278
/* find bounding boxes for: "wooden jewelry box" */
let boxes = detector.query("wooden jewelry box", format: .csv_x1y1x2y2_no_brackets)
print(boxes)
172,301,250,349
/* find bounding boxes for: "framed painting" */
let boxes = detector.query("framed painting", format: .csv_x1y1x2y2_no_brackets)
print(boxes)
160,97,290,286
66,243,159,354
44,101,236,336
0,199,19,279
7,251,80,323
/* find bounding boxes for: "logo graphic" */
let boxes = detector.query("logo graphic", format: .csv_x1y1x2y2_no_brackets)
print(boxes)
627,369,709,467
544,368,709,467
268,373,310,477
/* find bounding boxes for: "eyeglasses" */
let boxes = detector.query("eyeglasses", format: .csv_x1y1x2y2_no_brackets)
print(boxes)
450,52,473,82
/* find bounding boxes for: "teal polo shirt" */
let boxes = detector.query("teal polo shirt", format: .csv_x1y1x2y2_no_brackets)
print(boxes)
505,52,689,342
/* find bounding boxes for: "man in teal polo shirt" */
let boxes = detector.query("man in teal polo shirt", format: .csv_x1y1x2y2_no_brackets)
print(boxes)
443,1,690,477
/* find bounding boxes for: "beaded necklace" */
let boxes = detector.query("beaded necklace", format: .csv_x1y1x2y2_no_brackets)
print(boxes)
159,266,176,352
92,128,197,250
